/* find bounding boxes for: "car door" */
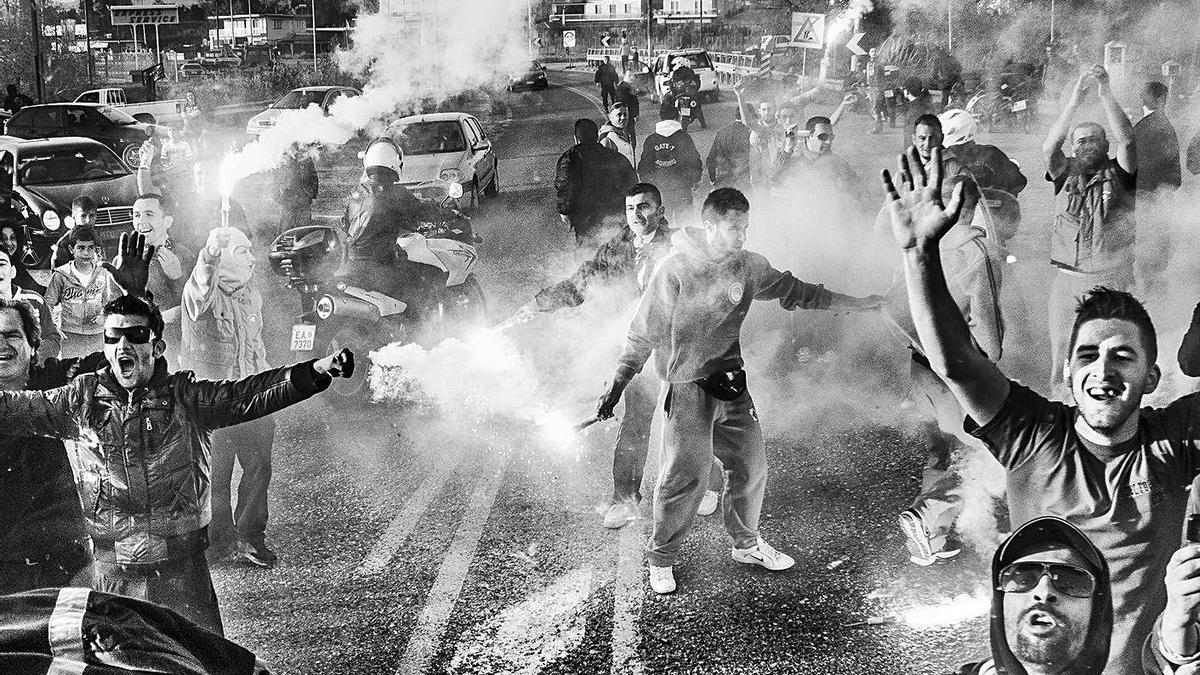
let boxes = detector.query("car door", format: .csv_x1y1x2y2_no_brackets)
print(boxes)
64,106,101,141
12,107,63,139
464,118,493,189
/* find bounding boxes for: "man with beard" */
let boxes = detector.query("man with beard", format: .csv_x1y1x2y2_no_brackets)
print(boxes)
885,145,1191,673
955,516,1111,675
1043,65,1136,390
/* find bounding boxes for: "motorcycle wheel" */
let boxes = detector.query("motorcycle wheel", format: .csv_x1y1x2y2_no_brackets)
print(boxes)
322,322,386,400
420,276,488,346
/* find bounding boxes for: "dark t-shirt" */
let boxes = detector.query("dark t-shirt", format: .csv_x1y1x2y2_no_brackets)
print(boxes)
969,382,1200,674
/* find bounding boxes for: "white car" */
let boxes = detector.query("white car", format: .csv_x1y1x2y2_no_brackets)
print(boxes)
384,112,499,211
245,86,360,138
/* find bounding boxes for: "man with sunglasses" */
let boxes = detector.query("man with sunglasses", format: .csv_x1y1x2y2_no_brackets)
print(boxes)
772,115,867,209
0,280,354,635
959,516,1112,674
885,145,1192,673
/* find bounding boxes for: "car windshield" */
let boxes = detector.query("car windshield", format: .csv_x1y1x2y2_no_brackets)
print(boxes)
273,90,327,110
17,146,130,185
672,53,711,69
99,106,137,124
390,121,466,155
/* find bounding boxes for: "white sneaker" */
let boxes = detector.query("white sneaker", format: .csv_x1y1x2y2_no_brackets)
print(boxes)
732,538,795,571
648,565,676,594
603,502,637,529
696,490,719,516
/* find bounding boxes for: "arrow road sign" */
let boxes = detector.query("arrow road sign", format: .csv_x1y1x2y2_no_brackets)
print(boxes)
847,32,867,57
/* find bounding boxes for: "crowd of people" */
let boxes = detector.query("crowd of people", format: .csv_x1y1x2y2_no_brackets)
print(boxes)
554,52,1200,673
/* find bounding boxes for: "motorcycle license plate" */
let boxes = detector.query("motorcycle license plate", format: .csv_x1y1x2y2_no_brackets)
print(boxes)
290,324,316,351
681,107,691,116
884,89,894,98
1012,99,1027,112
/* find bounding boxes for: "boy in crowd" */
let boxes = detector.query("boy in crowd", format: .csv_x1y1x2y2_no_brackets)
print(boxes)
45,226,119,358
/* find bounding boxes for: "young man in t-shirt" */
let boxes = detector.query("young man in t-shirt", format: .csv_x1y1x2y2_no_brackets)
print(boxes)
883,145,1198,674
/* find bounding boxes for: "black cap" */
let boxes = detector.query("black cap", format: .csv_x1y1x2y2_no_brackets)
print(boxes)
994,516,1104,578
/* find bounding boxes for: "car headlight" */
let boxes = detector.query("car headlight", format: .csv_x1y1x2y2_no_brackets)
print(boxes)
316,295,334,320
42,210,60,231
439,169,465,183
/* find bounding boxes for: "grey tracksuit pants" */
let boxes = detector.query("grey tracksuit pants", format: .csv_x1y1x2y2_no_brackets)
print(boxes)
648,381,766,567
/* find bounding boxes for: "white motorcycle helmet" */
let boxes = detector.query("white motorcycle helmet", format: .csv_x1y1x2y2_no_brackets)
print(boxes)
938,108,977,148
361,137,404,173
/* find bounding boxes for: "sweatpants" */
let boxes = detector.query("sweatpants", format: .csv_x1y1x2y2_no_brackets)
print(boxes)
907,356,993,547
1047,265,1133,388
209,415,277,550
647,382,766,567
93,551,223,636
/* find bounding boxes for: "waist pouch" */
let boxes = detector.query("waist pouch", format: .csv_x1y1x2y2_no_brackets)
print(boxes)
695,369,747,401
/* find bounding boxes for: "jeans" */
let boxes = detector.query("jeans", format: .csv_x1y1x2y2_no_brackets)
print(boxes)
210,415,276,549
93,550,223,636
648,382,767,567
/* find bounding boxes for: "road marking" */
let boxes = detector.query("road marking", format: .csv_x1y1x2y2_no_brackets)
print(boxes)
610,516,646,675
357,456,463,576
397,460,506,674
556,76,608,117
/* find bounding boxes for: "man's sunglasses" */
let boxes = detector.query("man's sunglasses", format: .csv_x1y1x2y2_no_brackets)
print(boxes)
103,326,155,345
997,561,1097,598
816,133,835,141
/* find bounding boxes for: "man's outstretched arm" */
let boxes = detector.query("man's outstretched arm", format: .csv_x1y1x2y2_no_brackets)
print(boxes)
885,147,1010,427
1093,65,1136,175
1043,71,1087,164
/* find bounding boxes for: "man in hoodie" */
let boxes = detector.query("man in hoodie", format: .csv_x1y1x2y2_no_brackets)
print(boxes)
885,145,1195,673
556,118,638,255
600,103,636,170
518,183,720,528
956,516,1112,675
594,187,882,594
636,106,702,225
181,218,278,568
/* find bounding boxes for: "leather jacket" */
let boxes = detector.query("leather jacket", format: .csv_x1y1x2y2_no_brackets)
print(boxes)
0,358,330,566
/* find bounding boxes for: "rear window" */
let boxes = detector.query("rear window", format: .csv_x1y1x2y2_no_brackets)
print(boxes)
17,146,130,186
389,121,466,155
272,90,327,110
673,53,712,69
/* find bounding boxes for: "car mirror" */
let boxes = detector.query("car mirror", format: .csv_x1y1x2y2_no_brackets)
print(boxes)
472,141,490,152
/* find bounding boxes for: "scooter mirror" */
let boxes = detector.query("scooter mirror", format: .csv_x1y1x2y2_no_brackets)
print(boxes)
446,182,464,199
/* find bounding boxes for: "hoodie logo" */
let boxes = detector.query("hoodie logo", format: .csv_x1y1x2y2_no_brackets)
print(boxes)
728,282,744,304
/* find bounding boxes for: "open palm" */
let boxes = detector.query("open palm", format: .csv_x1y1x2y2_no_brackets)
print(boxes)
882,147,965,250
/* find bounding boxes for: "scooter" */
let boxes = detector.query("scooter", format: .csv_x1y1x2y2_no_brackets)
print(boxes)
267,180,487,398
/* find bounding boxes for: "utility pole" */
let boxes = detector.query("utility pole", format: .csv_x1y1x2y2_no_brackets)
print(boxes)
644,0,651,56
29,0,43,102
311,0,317,74
83,0,93,84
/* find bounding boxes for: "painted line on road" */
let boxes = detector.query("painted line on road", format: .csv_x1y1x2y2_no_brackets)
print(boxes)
610,516,646,675
396,459,507,674
356,456,463,576
556,77,608,118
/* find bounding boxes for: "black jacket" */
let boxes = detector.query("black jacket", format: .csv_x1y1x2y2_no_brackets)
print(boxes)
534,224,674,312
616,81,640,119
554,142,637,218
637,121,703,197
950,141,1028,196
1134,110,1182,192
343,178,436,263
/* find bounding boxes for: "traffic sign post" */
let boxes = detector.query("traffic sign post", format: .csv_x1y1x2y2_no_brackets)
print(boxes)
563,29,575,57
846,32,866,56
789,12,825,49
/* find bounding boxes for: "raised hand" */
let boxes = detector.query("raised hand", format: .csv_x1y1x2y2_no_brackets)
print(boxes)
102,231,156,298
881,146,965,251
1067,69,1091,107
205,227,233,257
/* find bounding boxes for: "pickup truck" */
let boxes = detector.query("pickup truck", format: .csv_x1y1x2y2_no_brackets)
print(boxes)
74,88,184,126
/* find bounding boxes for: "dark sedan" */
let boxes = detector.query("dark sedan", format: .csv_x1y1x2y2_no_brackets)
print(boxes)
507,61,549,91
3,103,162,168
0,136,140,267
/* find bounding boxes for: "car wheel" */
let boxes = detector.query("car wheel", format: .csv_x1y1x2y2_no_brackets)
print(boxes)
484,163,499,197
121,143,143,168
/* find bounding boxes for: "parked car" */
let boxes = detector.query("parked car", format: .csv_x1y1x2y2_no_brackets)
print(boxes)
3,103,165,169
653,49,719,102
508,61,549,91
245,86,361,138
0,136,140,267
384,112,499,211
73,88,184,126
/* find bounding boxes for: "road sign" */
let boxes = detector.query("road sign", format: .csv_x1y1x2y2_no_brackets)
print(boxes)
110,5,179,25
600,34,611,48
846,32,867,57
562,30,576,49
790,12,825,50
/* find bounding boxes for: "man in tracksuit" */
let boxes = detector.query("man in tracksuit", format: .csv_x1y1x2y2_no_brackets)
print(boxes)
0,293,355,635
595,187,882,594
522,183,720,528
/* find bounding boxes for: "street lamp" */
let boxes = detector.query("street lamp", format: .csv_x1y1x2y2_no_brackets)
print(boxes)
297,2,316,74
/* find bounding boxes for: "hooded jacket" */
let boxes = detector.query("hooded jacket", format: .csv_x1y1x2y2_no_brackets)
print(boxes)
343,176,435,263
44,262,120,335
637,120,703,198
957,516,1112,675
600,122,637,169
180,244,270,381
534,222,674,312
615,227,832,383
0,359,330,566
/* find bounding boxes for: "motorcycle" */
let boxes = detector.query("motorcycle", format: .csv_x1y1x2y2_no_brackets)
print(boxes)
267,180,487,398
966,81,1033,134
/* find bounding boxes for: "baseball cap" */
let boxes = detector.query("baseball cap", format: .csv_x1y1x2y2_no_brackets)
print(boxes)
994,516,1105,578
609,101,627,112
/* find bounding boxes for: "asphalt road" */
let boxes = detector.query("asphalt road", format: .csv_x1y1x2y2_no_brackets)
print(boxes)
199,69,1126,674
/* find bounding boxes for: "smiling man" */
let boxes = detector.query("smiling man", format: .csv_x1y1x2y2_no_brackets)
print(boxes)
958,516,1112,674
0,291,354,635
131,193,196,333
886,146,1194,673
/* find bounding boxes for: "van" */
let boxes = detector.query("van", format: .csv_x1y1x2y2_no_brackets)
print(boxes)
653,49,719,102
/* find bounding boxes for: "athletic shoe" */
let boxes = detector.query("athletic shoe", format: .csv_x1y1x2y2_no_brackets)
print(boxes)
239,540,278,568
696,490,719,516
731,538,795,571
649,565,676,594
603,502,638,529
898,509,960,566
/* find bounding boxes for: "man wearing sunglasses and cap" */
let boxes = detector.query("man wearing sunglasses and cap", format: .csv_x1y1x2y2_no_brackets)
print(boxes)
0,243,355,635
958,516,1112,675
